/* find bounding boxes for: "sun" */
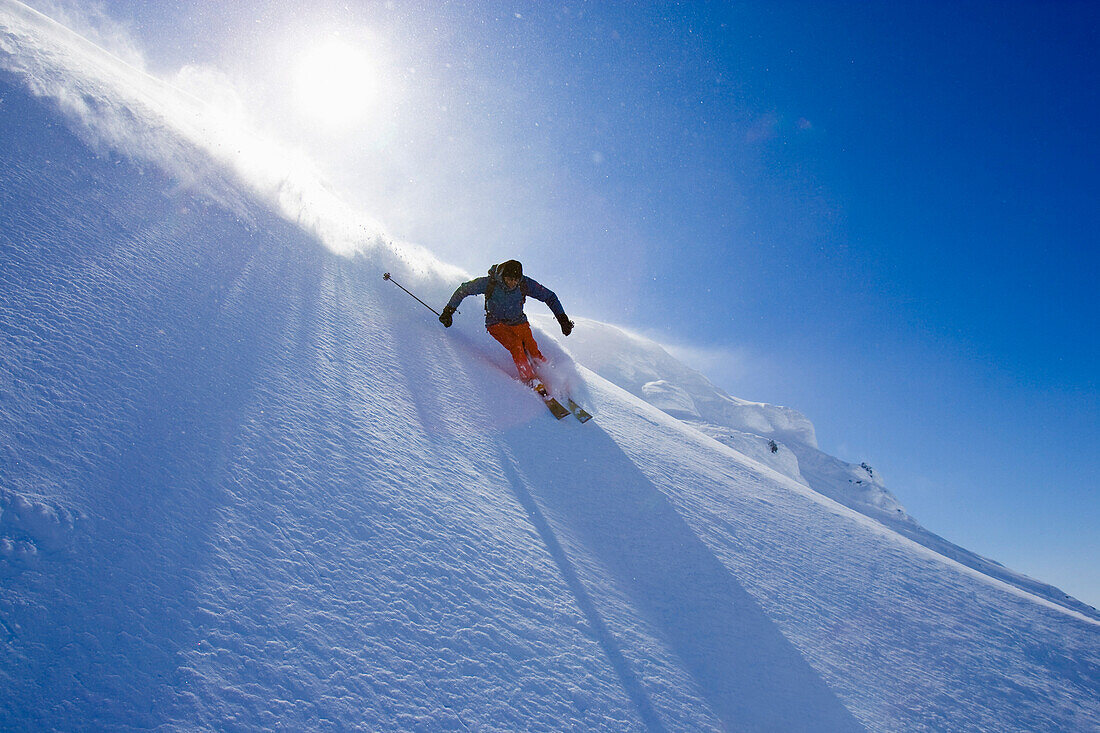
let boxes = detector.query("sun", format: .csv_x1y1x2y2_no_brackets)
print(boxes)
293,39,381,128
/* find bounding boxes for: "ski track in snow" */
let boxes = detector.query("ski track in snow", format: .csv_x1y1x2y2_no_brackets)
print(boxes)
1,20,1099,733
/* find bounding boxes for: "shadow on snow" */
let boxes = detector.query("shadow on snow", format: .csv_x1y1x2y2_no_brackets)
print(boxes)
499,423,864,732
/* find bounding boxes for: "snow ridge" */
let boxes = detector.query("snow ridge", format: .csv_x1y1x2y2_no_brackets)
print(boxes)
553,316,1100,623
554,317,906,516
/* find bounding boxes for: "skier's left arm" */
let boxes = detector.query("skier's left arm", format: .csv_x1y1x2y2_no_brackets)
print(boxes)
525,278,575,336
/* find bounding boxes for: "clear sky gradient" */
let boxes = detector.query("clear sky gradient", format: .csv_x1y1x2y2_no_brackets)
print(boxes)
23,1,1099,606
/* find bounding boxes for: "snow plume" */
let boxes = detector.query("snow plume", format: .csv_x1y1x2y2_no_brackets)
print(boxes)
0,0,447,272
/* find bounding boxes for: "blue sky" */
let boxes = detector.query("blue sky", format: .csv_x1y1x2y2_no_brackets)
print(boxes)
27,1,1099,606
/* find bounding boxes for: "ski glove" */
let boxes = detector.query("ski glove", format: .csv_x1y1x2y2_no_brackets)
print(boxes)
557,313,574,336
439,306,456,328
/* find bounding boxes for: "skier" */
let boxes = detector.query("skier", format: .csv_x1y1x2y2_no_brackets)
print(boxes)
438,260,574,386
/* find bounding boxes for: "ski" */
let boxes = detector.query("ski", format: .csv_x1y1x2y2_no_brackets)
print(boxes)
531,382,570,420
566,398,593,423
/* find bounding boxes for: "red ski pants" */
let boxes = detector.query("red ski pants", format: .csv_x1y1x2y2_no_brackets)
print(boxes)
487,322,544,382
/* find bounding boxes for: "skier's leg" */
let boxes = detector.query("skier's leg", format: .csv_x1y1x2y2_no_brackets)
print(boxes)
516,324,548,381
487,323,537,381
516,323,545,363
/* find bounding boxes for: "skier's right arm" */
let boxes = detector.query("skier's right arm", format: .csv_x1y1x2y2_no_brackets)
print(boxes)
440,277,489,327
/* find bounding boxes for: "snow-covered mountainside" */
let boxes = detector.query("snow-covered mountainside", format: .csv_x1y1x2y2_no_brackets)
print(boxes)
2,5,1099,731
551,319,856,491
548,317,1100,623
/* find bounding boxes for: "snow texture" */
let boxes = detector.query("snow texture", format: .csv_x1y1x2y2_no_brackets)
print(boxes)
1,5,1099,731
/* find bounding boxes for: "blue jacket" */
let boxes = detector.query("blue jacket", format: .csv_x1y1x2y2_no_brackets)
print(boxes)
446,266,565,327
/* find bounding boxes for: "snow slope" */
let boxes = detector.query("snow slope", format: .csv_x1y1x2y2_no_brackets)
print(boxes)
550,316,1100,623
2,5,1099,731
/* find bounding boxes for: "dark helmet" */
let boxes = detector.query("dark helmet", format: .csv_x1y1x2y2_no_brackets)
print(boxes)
500,260,523,280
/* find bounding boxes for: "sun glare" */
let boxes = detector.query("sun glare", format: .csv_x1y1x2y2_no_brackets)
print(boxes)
293,39,381,128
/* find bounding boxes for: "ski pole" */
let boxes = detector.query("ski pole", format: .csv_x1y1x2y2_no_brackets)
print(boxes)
382,272,444,317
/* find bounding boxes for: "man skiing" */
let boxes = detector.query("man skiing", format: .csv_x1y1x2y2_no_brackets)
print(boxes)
439,260,574,386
